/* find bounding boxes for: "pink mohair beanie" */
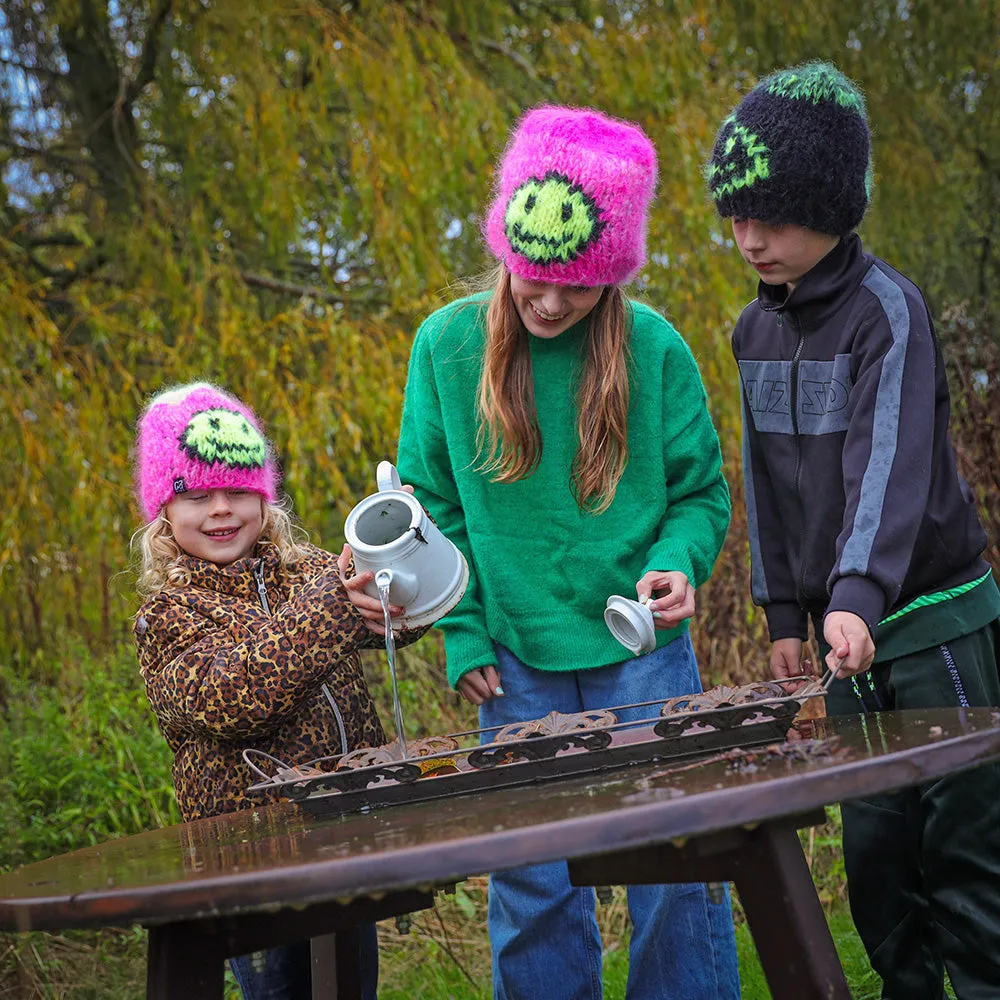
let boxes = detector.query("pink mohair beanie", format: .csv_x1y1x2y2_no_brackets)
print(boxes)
135,382,278,522
484,105,658,287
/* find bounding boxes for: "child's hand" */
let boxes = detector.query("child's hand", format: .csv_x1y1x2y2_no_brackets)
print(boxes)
636,571,694,628
337,544,405,636
770,638,809,692
456,666,503,705
823,612,875,678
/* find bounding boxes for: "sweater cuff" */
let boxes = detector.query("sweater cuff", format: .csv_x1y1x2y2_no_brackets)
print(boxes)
642,540,696,587
443,628,496,689
826,575,887,635
764,602,809,642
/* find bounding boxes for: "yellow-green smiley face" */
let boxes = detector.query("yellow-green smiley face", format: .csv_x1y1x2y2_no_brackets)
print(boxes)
179,408,267,469
504,173,604,265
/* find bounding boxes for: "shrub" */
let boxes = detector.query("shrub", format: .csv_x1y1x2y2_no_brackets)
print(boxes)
0,641,179,870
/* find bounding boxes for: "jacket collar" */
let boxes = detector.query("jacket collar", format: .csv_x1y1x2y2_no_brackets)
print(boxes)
756,233,869,329
178,541,282,600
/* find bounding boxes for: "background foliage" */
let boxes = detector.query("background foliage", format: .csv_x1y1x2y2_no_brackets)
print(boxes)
1,1,998,996
2,0,998,665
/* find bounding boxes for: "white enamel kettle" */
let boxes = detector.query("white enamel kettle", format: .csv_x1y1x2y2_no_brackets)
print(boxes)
344,462,469,628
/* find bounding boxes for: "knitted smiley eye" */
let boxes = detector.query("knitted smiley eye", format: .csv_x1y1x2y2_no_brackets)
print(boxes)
504,172,605,265
179,408,267,469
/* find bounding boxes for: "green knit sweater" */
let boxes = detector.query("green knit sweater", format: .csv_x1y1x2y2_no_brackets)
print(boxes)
397,292,731,688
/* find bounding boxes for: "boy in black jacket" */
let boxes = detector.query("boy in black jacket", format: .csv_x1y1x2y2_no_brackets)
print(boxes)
709,61,1000,998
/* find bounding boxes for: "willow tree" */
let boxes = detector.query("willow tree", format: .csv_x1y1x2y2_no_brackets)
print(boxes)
1,0,996,667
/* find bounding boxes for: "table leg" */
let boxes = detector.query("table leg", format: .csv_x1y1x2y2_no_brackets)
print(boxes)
143,890,429,1000
567,817,850,1000
732,822,850,1000
146,921,225,999
311,928,362,999
312,932,337,997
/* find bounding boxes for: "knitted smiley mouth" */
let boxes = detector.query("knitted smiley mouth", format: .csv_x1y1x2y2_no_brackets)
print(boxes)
179,408,268,469
504,173,605,265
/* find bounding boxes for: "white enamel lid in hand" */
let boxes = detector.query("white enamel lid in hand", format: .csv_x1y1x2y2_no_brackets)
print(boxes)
377,461,403,493
604,594,657,656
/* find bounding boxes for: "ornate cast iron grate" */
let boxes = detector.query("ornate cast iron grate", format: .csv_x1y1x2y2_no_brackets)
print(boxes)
245,678,827,817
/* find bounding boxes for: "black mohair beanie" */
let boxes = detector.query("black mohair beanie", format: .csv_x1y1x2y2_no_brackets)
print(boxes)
708,62,872,236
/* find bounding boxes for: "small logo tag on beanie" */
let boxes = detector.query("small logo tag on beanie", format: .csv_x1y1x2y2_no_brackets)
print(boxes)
172,477,187,494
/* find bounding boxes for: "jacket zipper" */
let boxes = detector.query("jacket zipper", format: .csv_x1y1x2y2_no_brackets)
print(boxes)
253,560,271,615
252,560,349,756
786,313,809,597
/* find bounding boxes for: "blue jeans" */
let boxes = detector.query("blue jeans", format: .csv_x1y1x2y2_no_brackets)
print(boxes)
228,924,379,1000
481,636,740,1000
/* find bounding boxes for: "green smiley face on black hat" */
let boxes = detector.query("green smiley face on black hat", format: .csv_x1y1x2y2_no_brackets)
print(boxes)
504,172,605,265
708,116,771,200
179,408,267,469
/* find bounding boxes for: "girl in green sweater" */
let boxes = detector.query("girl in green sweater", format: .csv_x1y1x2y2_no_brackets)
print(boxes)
397,106,739,1000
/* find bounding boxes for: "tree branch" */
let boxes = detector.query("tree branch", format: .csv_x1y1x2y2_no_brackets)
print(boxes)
475,36,538,80
23,232,86,249
240,270,385,305
23,249,108,288
125,0,174,105
25,251,59,279
0,55,69,81
1,138,102,177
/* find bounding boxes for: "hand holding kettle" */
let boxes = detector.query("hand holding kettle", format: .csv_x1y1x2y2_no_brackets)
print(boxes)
343,463,469,631
338,483,418,635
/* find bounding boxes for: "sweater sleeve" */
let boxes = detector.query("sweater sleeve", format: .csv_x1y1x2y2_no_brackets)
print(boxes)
826,266,938,633
135,568,370,739
641,328,732,589
396,318,494,689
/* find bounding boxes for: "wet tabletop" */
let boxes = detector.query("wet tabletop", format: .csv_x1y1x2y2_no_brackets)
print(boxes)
3,708,999,932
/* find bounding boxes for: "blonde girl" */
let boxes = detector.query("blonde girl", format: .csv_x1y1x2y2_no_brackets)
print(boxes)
131,382,414,1000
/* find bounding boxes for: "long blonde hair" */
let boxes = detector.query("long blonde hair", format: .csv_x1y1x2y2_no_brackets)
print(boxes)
475,264,631,514
131,495,310,596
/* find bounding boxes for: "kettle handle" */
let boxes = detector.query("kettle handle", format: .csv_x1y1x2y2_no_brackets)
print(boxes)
376,461,403,493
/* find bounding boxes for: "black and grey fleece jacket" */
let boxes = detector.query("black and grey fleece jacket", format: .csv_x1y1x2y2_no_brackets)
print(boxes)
734,233,989,641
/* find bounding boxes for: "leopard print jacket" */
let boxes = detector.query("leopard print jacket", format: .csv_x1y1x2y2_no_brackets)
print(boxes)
134,541,417,821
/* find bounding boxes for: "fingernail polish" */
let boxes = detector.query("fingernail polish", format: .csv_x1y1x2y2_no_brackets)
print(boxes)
495,685,505,696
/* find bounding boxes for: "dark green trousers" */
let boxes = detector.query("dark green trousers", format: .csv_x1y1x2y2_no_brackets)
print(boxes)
826,620,1000,999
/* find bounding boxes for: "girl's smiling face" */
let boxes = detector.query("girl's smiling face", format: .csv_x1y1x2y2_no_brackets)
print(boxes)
509,273,605,339
165,488,264,565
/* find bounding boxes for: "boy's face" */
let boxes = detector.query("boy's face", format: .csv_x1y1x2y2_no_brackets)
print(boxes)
731,218,839,290
165,488,264,566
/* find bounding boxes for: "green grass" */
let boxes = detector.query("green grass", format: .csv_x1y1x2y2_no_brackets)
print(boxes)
1,894,888,999
0,642,180,872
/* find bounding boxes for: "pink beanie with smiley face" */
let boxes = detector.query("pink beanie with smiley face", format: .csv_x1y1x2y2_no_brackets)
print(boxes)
484,105,658,287
135,382,278,522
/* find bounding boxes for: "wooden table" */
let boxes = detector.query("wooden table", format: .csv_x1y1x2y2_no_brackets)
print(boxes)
3,707,1000,999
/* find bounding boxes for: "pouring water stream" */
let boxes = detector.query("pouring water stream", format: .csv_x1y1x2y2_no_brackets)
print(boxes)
376,570,408,760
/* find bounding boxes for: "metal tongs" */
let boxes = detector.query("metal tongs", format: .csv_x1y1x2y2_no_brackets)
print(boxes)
818,655,848,692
